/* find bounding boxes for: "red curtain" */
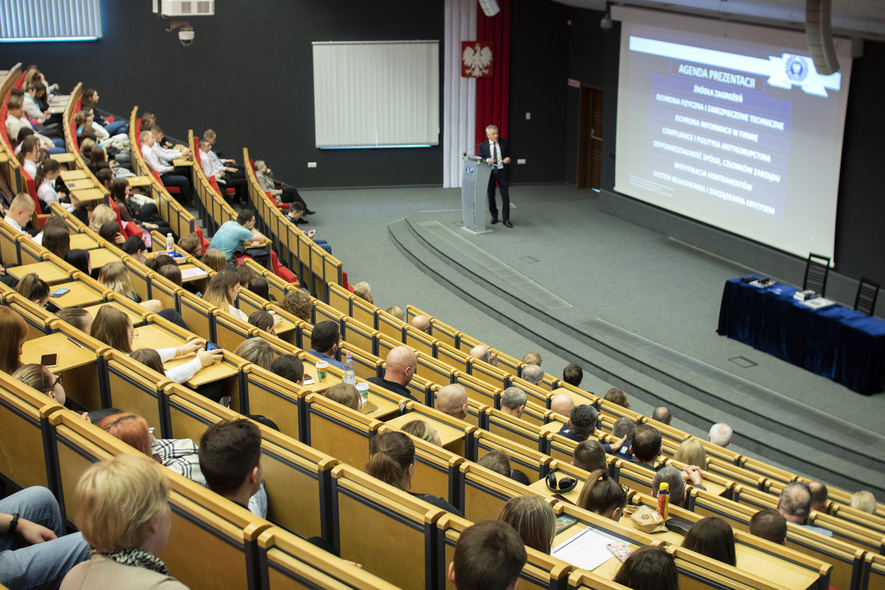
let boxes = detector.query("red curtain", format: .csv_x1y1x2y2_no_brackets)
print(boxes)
475,0,511,145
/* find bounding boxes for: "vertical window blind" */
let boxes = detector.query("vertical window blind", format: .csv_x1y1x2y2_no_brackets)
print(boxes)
312,40,440,149
1,0,102,41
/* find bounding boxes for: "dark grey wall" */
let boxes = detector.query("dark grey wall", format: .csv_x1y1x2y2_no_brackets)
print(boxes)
1,0,445,189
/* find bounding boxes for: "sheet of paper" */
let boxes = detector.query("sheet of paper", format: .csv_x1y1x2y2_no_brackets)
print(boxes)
180,267,208,280
552,526,623,571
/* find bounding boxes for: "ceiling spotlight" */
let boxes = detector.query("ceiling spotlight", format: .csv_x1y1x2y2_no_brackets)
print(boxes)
600,13,613,31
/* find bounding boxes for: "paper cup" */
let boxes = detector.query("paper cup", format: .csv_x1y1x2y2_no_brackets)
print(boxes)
356,382,369,401
316,361,328,383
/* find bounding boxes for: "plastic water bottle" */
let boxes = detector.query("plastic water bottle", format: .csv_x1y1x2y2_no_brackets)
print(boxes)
342,351,356,385
166,233,174,252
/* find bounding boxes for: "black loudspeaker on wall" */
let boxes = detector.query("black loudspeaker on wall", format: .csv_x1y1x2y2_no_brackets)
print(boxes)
806,0,840,75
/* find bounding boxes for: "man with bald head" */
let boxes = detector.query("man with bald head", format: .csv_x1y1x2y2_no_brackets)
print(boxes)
469,344,498,367
550,392,575,418
651,407,673,425
709,423,733,447
367,346,418,401
410,315,431,334
778,482,832,537
437,384,468,420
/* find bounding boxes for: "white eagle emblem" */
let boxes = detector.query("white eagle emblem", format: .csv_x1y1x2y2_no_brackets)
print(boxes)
462,43,493,77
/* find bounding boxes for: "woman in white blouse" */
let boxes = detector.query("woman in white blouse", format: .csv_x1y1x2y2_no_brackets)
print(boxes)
202,270,248,322
91,306,221,384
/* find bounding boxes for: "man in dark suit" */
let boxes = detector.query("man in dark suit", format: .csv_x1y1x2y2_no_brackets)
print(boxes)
477,124,513,228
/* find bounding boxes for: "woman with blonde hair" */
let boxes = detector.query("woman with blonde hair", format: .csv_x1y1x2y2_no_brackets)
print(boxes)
233,337,274,370
324,383,360,410
401,419,441,446
13,363,66,405
201,249,226,273
674,439,707,468
91,306,220,384
0,307,28,374
98,262,162,313
203,270,248,321
365,431,461,516
88,203,118,234
576,469,628,521
498,496,556,553
61,454,189,589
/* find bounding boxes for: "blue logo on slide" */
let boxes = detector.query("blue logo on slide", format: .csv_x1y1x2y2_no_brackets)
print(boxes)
785,56,808,82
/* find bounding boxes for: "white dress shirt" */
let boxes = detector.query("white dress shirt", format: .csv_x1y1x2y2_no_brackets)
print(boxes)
142,143,172,174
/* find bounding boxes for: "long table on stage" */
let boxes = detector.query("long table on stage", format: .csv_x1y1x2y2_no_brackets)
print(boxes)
717,276,885,395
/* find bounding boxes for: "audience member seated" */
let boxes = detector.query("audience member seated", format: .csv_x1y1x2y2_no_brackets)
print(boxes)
253,159,313,212
749,508,788,545
198,418,268,517
652,466,688,507
476,449,529,485
235,265,256,288
284,203,332,254
35,158,64,210
111,179,169,236
157,264,182,287
281,289,313,323
436,384,468,420
98,221,125,246
778,482,832,537
850,491,877,515
42,224,71,260
401,420,442,446
0,308,27,374
270,354,304,385
247,276,272,301
673,439,706,468
652,406,673,425
499,386,526,418
61,454,185,589
13,363,66,405
681,516,736,567
203,269,248,321
603,387,630,409
233,337,275,371
97,410,204,485
630,424,663,470
469,344,498,367
323,383,361,410
57,307,93,335
0,486,88,589
808,481,828,514
611,417,636,463
352,282,374,305
178,233,203,259
4,193,36,235
207,210,266,264
6,95,64,153
573,440,607,472
549,392,575,418
613,546,678,590
66,249,92,277
708,422,733,448
410,314,430,334
92,306,220,384
498,496,555,554
202,249,227,273
561,362,582,387
521,352,542,366
385,305,404,321
558,404,596,443
98,262,163,313
80,89,129,136
248,310,279,336
447,520,526,590
366,431,461,516
15,273,51,309
198,138,247,205
576,469,628,521
367,347,417,400
520,364,543,386
140,130,193,206
308,320,344,370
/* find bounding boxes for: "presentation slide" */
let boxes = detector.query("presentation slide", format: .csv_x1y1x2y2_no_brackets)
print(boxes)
613,7,853,260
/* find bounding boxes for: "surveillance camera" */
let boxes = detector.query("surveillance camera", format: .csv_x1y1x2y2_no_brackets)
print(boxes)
179,26,194,46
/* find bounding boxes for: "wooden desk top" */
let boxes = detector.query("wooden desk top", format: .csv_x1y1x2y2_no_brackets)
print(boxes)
133,324,184,350
51,153,76,164
71,188,105,204
527,474,584,504
126,176,152,187
64,179,97,191
172,159,193,167
69,233,99,250
540,421,562,436
362,391,400,420
22,333,96,372
89,248,122,269
164,356,238,388
384,412,465,450
60,169,90,181
271,313,296,337
48,281,104,308
8,261,69,284
83,301,145,326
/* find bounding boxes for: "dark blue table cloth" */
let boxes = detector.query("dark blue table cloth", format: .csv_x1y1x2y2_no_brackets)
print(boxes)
717,276,885,394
